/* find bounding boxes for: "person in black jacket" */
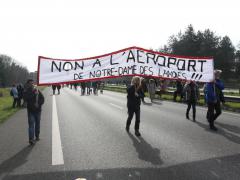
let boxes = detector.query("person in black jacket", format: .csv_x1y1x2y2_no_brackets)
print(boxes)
52,85,56,95
126,76,142,137
24,79,45,145
183,81,200,122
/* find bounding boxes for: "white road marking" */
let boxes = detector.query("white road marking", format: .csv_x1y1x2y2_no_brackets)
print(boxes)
109,103,123,110
52,95,64,165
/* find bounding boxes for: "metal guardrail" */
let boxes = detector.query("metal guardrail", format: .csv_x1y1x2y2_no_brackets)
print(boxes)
105,85,240,103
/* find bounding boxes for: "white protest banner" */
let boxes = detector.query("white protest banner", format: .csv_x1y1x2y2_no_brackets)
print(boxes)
37,46,214,85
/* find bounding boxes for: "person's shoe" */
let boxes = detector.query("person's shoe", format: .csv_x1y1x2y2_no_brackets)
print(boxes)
29,140,35,146
193,118,196,122
210,126,218,131
35,137,40,141
186,114,189,120
126,126,129,132
135,131,141,137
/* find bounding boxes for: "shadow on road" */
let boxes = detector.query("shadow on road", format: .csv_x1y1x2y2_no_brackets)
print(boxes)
215,122,240,135
195,121,240,144
151,101,162,105
0,146,33,179
2,153,240,180
142,102,152,106
127,133,162,165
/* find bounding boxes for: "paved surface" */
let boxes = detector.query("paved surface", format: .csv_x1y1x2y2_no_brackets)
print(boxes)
0,87,240,180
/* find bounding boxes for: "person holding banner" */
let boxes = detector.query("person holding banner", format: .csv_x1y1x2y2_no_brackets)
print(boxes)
183,81,200,122
205,70,224,131
126,76,142,137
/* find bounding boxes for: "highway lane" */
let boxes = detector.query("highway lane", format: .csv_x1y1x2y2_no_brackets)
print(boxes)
0,87,240,180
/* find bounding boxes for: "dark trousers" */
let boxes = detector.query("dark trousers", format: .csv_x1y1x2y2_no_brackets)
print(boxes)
186,101,196,119
28,111,41,141
126,107,140,131
81,87,85,95
17,97,22,107
207,101,221,127
12,98,18,108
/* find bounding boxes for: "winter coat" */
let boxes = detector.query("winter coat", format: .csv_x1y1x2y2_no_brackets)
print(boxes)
183,83,200,103
205,79,224,104
10,87,18,99
24,87,45,112
127,85,141,110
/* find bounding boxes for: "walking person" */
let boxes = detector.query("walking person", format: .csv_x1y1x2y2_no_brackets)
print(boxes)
140,78,147,103
148,79,156,102
205,70,224,131
52,85,56,95
17,84,24,107
57,85,61,94
183,81,200,122
10,84,18,108
81,82,86,95
173,80,183,102
99,82,104,94
86,82,91,95
24,79,45,145
126,76,142,137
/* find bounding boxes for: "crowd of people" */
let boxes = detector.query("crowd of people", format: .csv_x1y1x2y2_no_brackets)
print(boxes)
10,69,224,145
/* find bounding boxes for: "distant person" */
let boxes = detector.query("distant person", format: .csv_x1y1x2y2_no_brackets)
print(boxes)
140,78,147,103
86,82,91,95
52,85,56,95
74,83,78,91
92,81,98,95
10,84,18,108
57,85,61,94
173,80,183,102
148,79,156,102
158,79,168,99
126,76,142,137
24,79,45,145
205,70,224,131
183,81,200,122
81,82,86,95
17,84,24,107
99,82,104,94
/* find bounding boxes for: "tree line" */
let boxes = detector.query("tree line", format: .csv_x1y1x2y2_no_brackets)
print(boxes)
0,54,29,87
159,25,240,81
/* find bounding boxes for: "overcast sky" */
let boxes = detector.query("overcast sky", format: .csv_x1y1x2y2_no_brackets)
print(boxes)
0,0,239,72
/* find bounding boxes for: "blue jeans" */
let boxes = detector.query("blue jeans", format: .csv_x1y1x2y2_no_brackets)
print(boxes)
28,111,41,141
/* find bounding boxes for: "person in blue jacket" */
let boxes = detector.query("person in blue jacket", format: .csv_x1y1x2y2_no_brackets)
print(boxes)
205,70,224,131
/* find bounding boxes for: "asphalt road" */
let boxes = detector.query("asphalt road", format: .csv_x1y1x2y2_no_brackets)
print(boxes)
0,87,240,180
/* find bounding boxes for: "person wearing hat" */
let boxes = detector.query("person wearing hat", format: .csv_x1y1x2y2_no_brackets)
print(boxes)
205,70,224,131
